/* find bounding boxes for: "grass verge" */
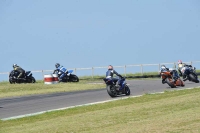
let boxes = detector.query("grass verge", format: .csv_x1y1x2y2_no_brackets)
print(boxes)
0,80,105,98
0,87,200,133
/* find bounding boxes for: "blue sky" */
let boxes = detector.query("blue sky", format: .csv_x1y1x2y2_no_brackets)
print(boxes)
0,0,200,80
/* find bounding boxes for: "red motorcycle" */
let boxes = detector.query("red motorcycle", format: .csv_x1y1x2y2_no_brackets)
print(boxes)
160,68,184,88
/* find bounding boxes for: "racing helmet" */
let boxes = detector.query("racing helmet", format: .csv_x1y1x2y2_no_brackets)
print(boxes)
161,65,166,70
178,60,182,64
55,63,60,68
108,65,113,70
13,64,17,68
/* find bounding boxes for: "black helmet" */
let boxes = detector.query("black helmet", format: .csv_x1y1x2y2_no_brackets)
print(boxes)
55,63,60,68
13,64,17,68
108,65,113,70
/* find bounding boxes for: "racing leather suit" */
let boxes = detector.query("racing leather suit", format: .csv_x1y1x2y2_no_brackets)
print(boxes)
177,63,186,76
54,66,68,81
106,69,122,85
178,64,193,81
160,67,179,83
14,66,25,78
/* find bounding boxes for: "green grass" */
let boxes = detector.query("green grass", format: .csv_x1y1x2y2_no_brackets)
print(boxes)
1,88,200,133
0,80,105,98
0,71,161,99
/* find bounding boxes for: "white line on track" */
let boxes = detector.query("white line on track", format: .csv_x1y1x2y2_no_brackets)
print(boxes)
2,86,200,121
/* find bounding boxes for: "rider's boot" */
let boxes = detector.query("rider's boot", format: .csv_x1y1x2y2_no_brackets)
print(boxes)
173,77,177,83
183,74,187,81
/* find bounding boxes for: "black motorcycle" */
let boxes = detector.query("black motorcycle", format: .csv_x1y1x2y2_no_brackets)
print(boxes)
183,66,199,83
53,70,79,82
103,76,130,97
9,70,36,84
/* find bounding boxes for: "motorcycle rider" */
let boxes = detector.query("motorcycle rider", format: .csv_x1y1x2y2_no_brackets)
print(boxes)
177,60,187,76
177,60,193,81
160,65,179,84
106,65,123,88
13,64,25,79
54,63,68,82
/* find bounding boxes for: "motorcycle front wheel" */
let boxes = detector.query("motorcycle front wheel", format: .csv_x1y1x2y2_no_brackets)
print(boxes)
31,77,36,83
166,78,176,88
124,85,130,96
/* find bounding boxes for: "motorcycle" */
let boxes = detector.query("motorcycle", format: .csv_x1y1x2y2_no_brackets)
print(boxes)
181,66,199,83
53,70,79,82
9,70,36,84
103,76,130,97
160,68,184,88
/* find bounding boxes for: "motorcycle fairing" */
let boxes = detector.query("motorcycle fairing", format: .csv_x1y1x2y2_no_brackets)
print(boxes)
68,70,73,73
26,71,32,77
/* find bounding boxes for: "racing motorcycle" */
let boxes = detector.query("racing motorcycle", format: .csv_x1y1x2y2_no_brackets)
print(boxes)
103,76,130,97
9,70,36,84
160,68,184,88
53,70,79,82
181,66,199,83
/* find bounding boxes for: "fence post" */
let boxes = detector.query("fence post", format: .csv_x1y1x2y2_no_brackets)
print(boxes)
74,68,76,75
92,67,94,79
158,64,160,74
174,62,176,69
191,61,192,66
124,65,126,76
141,64,143,75
42,70,44,78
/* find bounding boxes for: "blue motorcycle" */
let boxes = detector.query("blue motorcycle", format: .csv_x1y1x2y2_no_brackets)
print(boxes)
53,69,79,82
103,76,130,97
183,66,199,83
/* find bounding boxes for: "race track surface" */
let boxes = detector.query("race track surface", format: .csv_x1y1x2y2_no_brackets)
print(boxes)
0,79,199,120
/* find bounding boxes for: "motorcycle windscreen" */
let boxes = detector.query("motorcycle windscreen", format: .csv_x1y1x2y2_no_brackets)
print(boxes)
26,71,32,76
119,79,125,90
184,68,191,75
68,70,73,73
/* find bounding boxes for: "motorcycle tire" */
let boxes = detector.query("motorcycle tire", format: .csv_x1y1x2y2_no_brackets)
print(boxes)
32,77,36,83
9,78,15,84
106,85,117,97
176,79,185,87
189,74,199,83
124,85,131,96
70,75,79,82
166,78,176,88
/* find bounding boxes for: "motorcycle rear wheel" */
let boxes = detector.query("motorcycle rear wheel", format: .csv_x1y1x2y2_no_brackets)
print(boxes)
70,75,79,82
106,85,117,97
189,74,199,83
9,78,15,84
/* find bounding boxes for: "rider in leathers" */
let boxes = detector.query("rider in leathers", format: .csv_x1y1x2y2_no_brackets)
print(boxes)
106,65,122,87
13,64,25,79
160,65,179,84
54,63,68,82
177,60,193,81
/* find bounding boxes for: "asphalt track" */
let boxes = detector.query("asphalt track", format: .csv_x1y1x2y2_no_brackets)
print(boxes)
0,79,200,120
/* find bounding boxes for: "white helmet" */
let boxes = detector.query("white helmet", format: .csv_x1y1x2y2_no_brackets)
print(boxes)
13,64,17,68
177,60,182,64
161,65,166,70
